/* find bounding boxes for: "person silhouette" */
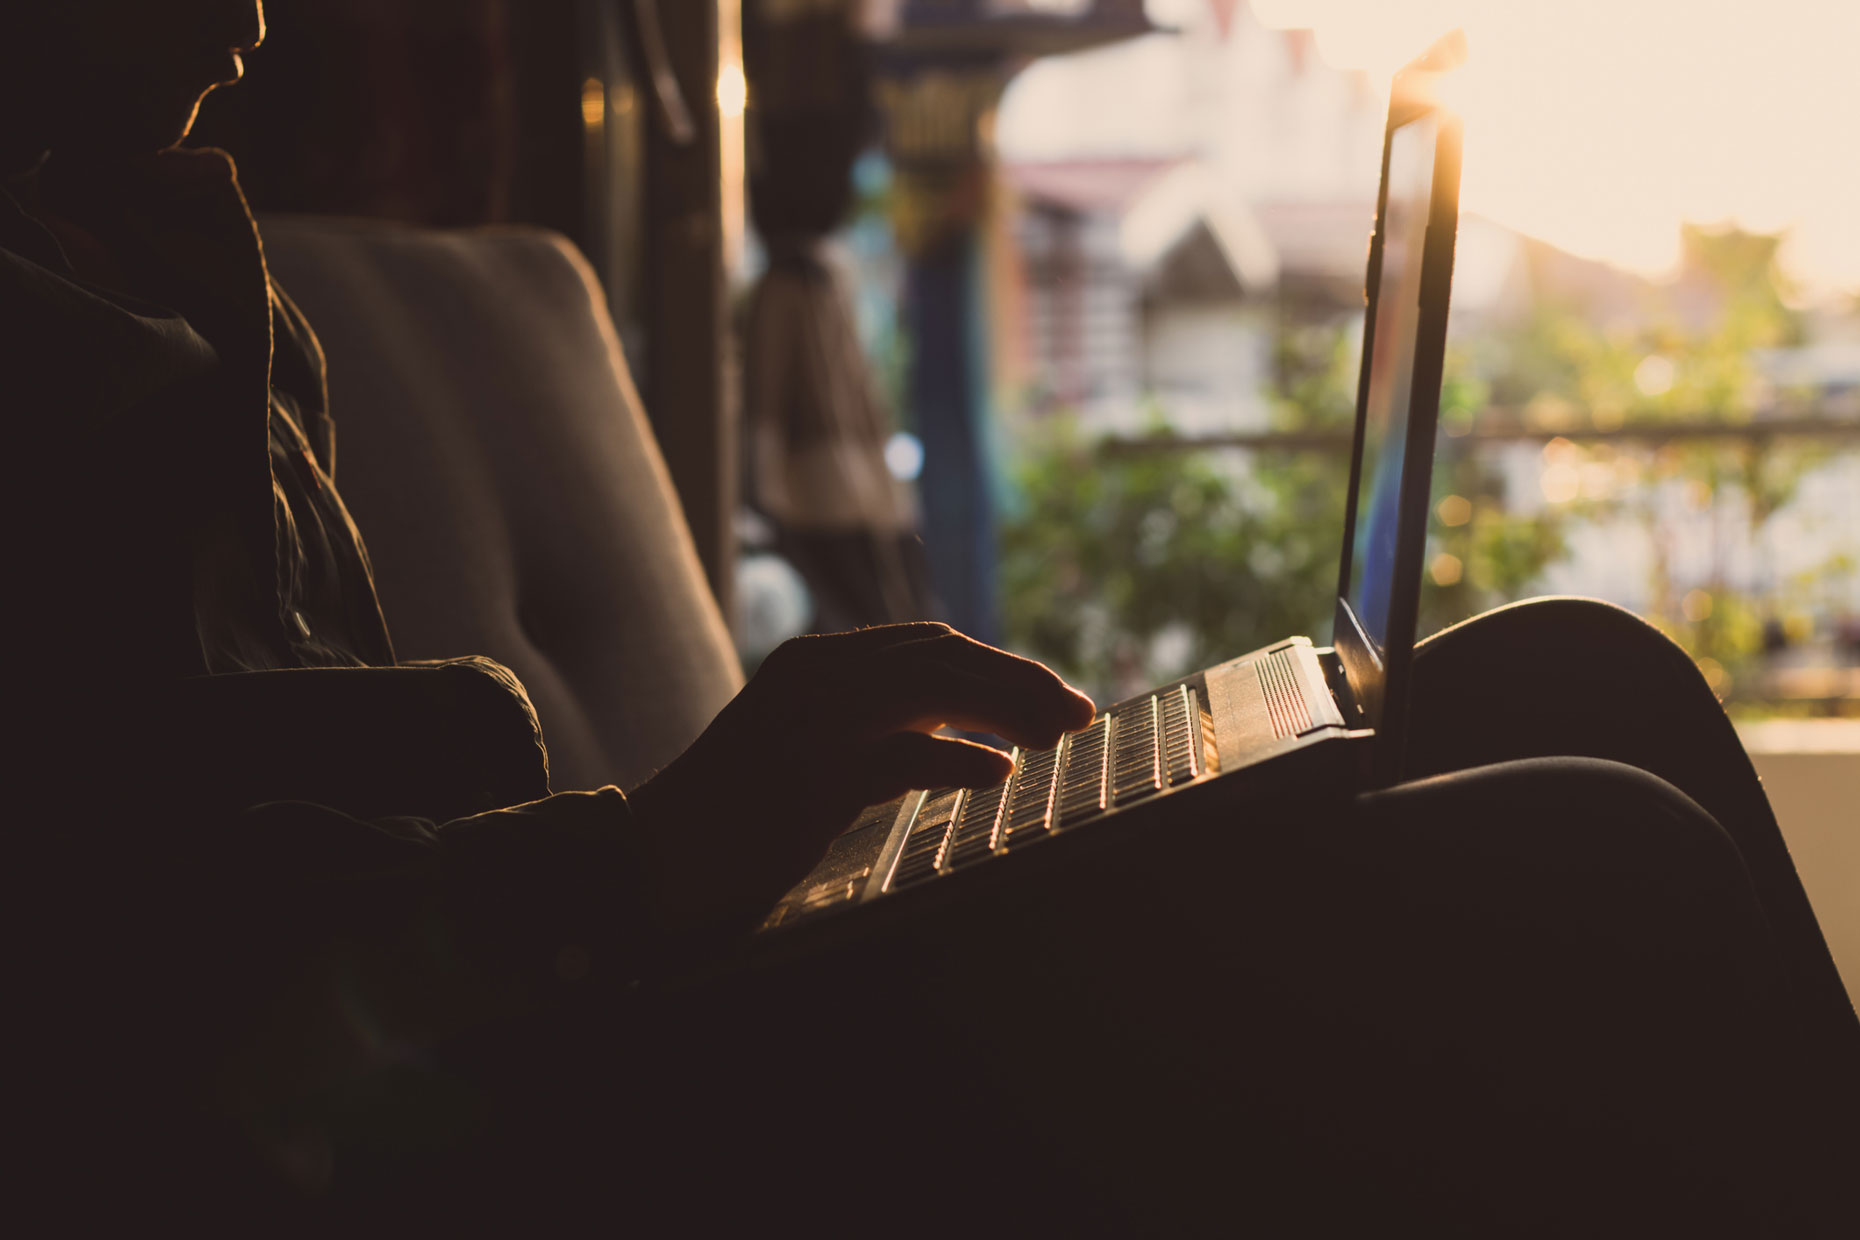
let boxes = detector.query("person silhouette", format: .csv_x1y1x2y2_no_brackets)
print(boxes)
1,0,1090,1213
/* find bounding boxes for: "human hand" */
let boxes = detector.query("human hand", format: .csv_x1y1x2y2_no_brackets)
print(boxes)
626,623,1095,937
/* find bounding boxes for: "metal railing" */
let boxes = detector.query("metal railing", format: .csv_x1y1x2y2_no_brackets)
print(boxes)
1097,411,1860,455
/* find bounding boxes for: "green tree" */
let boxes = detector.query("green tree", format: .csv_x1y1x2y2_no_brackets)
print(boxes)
1000,412,1346,700
1000,321,1564,696
999,224,1847,711
1474,224,1830,705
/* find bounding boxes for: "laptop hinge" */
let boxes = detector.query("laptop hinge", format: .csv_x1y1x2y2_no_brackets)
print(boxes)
1316,647,1364,726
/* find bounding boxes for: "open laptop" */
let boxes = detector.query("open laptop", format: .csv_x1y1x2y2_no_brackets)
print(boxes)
759,37,1467,935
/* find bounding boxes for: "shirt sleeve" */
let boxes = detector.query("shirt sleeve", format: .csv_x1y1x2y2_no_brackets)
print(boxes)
111,659,668,1118
168,657,554,823
183,785,664,1125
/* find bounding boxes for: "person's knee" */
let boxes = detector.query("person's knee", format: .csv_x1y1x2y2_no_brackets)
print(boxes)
1417,596,1692,680
1405,597,1729,779
1353,756,1766,954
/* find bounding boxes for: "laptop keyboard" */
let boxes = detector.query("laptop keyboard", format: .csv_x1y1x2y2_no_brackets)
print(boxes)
887,683,1210,893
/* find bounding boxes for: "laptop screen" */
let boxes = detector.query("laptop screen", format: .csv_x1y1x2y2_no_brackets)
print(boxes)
1345,113,1440,664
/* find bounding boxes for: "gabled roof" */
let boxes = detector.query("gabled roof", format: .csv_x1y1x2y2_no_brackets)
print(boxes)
1120,162,1278,293
1006,157,1280,295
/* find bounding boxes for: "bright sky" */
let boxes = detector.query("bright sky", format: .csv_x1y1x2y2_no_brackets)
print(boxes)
1009,0,1860,302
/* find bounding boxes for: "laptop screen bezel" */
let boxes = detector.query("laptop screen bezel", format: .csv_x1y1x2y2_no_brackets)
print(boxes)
1331,53,1464,787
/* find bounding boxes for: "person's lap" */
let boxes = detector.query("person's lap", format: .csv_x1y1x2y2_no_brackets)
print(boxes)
285,599,1859,1231
577,766,1783,1232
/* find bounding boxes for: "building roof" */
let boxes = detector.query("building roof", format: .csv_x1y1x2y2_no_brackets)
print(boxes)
1120,162,1279,293
1006,156,1279,295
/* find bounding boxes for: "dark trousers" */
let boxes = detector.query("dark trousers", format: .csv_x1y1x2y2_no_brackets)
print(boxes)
1405,595,1852,1056
345,600,1860,1234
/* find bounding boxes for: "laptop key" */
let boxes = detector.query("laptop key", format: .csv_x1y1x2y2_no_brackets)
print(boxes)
916,789,962,828
794,878,860,913
890,791,961,889
1056,715,1110,826
1161,684,1202,786
1001,746,1060,847
900,836,947,865
1110,696,1162,805
946,768,1013,868
895,849,936,872
902,831,944,854
1005,752,1056,818
890,852,942,889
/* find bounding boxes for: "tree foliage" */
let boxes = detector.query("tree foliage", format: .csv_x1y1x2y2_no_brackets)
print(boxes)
1482,225,1834,705
999,328,1563,697
999,413,1347,701
998,224,1850,712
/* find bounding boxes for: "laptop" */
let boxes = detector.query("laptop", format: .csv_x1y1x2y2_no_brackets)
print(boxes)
758,37,1467,935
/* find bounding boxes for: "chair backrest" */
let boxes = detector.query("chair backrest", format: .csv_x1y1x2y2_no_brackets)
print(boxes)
261,216,743,793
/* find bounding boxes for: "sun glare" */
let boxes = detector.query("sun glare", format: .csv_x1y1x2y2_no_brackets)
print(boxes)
717,60,749,120
1243,0,1860,297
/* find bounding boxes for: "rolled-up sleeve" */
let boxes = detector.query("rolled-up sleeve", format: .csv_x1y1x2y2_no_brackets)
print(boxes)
122,660,662,1115
170,657,554,823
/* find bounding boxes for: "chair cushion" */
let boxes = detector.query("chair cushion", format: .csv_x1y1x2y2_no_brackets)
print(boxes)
260,217,742,793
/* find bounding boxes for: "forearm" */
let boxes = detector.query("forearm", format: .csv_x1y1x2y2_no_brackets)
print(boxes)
166,658,551,821
199,787,655,1119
